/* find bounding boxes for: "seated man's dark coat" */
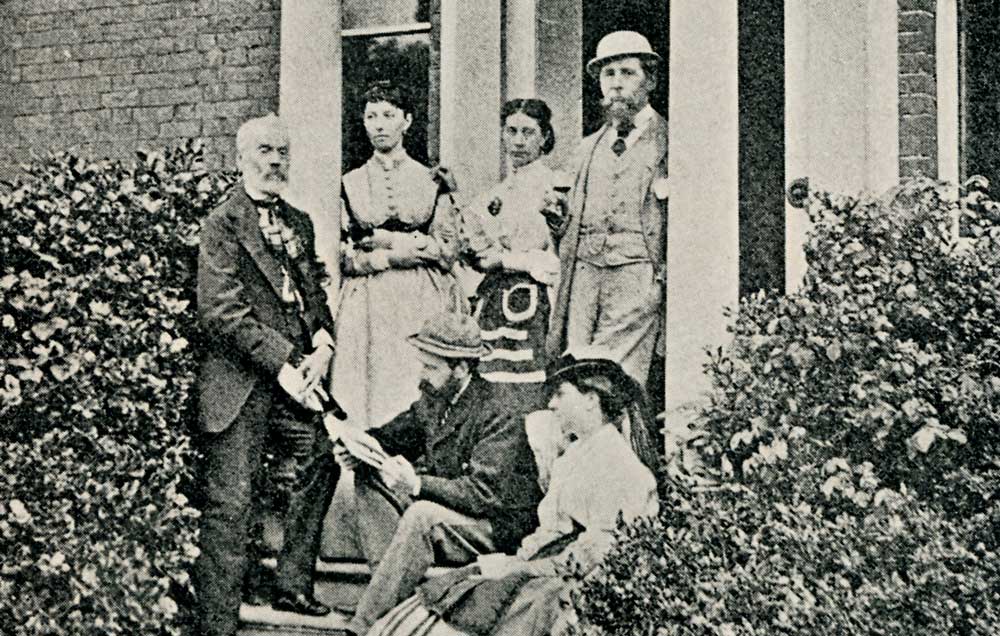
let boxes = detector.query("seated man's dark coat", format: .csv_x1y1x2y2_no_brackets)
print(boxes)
367,376,542,553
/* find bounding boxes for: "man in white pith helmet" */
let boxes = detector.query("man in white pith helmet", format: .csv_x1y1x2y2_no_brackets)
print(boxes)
545,31,668,385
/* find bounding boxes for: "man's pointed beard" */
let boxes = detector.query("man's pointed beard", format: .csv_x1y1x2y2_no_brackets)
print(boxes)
418,374,463,402
602,96,641,125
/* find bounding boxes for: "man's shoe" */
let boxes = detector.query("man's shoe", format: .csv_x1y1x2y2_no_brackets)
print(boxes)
272,592,332,617
329,600,357,616
243,589,272,607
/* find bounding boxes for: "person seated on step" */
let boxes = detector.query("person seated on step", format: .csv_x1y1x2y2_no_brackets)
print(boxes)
273,311,543,634
365,349,661,636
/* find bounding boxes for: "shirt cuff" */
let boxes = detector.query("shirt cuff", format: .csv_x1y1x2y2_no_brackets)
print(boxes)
312,328,334,351
411,476,422,497
370,251,391,272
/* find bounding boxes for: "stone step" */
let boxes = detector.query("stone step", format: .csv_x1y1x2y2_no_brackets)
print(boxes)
238,559,455,636
238,603,352,636
258,557,454,584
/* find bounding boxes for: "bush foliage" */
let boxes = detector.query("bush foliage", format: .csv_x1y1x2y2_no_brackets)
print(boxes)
575,180,1000,635
0,143,236,635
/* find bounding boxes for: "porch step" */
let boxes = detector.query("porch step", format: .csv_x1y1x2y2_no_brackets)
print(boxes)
237,559,454,636
238,603,352,636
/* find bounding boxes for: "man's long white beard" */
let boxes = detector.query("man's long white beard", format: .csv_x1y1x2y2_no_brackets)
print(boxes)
244,168,288,198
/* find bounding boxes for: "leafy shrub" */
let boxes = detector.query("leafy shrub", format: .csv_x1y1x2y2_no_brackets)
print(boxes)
0,142,236,635
574,180,1000,635
580,481,1000,636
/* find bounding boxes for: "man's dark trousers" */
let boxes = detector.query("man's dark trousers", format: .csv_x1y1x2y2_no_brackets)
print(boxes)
193,389,330,636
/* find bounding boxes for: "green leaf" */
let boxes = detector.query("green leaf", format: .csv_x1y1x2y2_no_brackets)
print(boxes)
89,301,111,317
825,341,842,362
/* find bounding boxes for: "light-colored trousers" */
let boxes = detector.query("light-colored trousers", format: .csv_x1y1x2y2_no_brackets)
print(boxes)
346,476,495,635
565,260,661,383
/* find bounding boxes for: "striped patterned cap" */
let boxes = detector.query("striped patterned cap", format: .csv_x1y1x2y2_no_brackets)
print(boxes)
407,311,492,360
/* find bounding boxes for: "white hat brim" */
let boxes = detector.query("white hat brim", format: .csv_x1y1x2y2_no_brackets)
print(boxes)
586,51,662,79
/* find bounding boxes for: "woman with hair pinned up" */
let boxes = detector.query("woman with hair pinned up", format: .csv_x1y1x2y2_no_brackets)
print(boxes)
332,81,466,430
459,98,563,392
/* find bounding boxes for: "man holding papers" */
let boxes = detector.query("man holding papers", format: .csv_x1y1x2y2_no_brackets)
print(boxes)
274,311,542,635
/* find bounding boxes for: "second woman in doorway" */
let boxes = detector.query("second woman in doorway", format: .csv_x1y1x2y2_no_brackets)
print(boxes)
461,98,561,388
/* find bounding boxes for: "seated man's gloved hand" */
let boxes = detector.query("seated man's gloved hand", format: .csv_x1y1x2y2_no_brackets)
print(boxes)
379,455,420,496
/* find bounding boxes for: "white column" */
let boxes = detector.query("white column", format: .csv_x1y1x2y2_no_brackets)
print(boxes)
784,0,810,294
505,0,537,100
279,0,342,306
865,0,901,191
784,0,899,292
438,0,502,206
937,0,959,185
665,2,740,423
438,0,458,168
535,0,582,168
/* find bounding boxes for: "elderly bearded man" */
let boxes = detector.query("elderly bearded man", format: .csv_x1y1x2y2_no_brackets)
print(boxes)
285,311,542,636
545,31,668,385
193,113,340,636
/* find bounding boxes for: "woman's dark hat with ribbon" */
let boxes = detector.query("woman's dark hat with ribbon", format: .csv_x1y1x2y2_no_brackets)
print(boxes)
545,350,660,472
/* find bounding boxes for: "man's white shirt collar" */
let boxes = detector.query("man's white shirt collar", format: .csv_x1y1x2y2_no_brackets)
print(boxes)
244,182,282,204
450,374,473,406
608,103,655,152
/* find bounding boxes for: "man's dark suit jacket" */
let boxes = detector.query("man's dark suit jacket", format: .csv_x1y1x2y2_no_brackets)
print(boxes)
197,187,334,433
369,376,543,553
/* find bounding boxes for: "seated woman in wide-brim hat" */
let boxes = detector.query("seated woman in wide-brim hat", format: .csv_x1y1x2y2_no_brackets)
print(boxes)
366,347,660,636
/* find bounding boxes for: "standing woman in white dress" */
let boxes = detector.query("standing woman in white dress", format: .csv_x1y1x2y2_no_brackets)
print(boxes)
460,99,561,390
332,81,465,429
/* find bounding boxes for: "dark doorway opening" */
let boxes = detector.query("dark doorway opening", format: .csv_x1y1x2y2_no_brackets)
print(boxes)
581,1,669,136
960,0,1000,190
738,0,785,296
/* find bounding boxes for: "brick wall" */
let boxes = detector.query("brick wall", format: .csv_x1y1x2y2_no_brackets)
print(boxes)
1,0,281,178
898,0,937,178
1,3,14,181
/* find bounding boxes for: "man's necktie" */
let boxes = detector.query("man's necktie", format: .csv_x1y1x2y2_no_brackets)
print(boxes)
258,199,301,260
256,200,305,312
612,122,634,157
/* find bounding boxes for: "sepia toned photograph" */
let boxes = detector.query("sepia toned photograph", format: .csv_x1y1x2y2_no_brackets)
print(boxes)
1,1,999,635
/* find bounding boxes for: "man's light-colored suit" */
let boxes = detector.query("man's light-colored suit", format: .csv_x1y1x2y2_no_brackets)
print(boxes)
546,111,668,382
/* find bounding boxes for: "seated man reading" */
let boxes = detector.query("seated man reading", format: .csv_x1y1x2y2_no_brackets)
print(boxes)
367,350,661,636
273,311,543,635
